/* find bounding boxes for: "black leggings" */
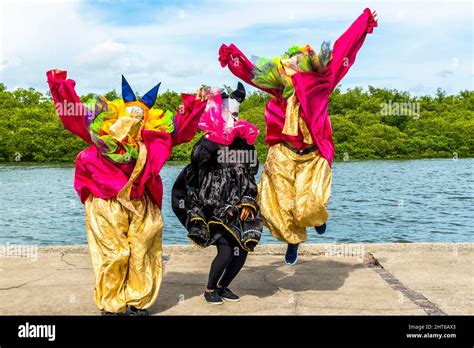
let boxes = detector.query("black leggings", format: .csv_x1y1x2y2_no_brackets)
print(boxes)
207,234,248,290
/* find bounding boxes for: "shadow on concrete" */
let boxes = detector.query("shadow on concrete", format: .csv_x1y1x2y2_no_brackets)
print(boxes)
151,258,364,314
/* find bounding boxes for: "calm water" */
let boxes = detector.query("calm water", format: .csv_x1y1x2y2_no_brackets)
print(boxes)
0,159,472,245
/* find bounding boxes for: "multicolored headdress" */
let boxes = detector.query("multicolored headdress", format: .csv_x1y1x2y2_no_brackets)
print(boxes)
86,76,174,163
251,42,333,98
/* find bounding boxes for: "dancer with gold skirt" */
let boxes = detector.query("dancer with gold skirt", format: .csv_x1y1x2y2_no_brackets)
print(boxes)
219,8,378,264
47,69,206,314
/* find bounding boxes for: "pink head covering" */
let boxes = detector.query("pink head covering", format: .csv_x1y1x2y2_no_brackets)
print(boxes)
198,88,258,145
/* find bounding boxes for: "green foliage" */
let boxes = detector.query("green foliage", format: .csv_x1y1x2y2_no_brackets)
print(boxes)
330,87,473,160
0,84,472,163
238,105,268,161
154,90,182,112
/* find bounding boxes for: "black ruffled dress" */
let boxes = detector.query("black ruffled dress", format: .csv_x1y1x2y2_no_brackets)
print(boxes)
171,136,263,251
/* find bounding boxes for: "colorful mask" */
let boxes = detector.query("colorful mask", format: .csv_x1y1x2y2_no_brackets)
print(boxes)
87,76,174,163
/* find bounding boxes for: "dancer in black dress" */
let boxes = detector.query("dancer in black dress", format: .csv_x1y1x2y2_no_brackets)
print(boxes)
172,83,262,304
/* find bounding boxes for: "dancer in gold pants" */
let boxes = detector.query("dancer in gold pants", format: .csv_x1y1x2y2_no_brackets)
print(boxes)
219,8,377,264
84,193,163,313
258,143,332,245
48,69,206,314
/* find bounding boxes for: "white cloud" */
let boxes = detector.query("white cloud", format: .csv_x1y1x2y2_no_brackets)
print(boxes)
0,0,472,96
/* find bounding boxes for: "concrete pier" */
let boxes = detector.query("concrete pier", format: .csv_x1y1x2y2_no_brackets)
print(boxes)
0,243,472,315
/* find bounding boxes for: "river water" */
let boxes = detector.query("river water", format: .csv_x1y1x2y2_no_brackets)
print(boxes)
0,158,472,245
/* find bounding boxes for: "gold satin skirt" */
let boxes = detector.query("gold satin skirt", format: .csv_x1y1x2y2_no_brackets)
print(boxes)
258,143,332,244
84,193,163,313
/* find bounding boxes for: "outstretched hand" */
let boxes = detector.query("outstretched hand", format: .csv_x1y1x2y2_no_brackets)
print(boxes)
238,206,255,221
196,85,207,101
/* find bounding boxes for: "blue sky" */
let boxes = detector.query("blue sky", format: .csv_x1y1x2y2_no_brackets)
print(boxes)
0,0,472,96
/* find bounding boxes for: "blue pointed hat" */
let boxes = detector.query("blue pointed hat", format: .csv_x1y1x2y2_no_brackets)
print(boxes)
140,83,161,109
121,75,136,103
121,75,161,108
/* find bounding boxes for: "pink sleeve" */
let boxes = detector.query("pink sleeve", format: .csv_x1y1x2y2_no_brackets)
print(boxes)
171,94,207,146
142,130,172,177
326,8,378,91
292,73,335,165
46,70,92,144
219,44,282,97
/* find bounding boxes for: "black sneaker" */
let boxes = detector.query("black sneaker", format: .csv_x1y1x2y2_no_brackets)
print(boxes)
315,223,327,235
217,287,240,302
204,290,223,305
285,243,299,265
128,306,151,316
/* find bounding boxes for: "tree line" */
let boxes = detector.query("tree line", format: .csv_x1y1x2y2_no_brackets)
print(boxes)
0,82,472,163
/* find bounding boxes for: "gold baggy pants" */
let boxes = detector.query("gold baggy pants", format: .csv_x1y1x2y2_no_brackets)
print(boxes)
84,193,163,313
258,143,332,244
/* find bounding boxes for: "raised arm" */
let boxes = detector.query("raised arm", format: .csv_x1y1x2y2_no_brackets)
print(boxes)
171,93,207,147
219,44,282,97
46,69,92,144
326,8,378,91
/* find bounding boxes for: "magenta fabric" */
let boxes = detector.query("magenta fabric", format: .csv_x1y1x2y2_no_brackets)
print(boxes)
172,93,207,146
198,91,259,145
47,70,92,144
47,70,206,208
219,8,377,165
